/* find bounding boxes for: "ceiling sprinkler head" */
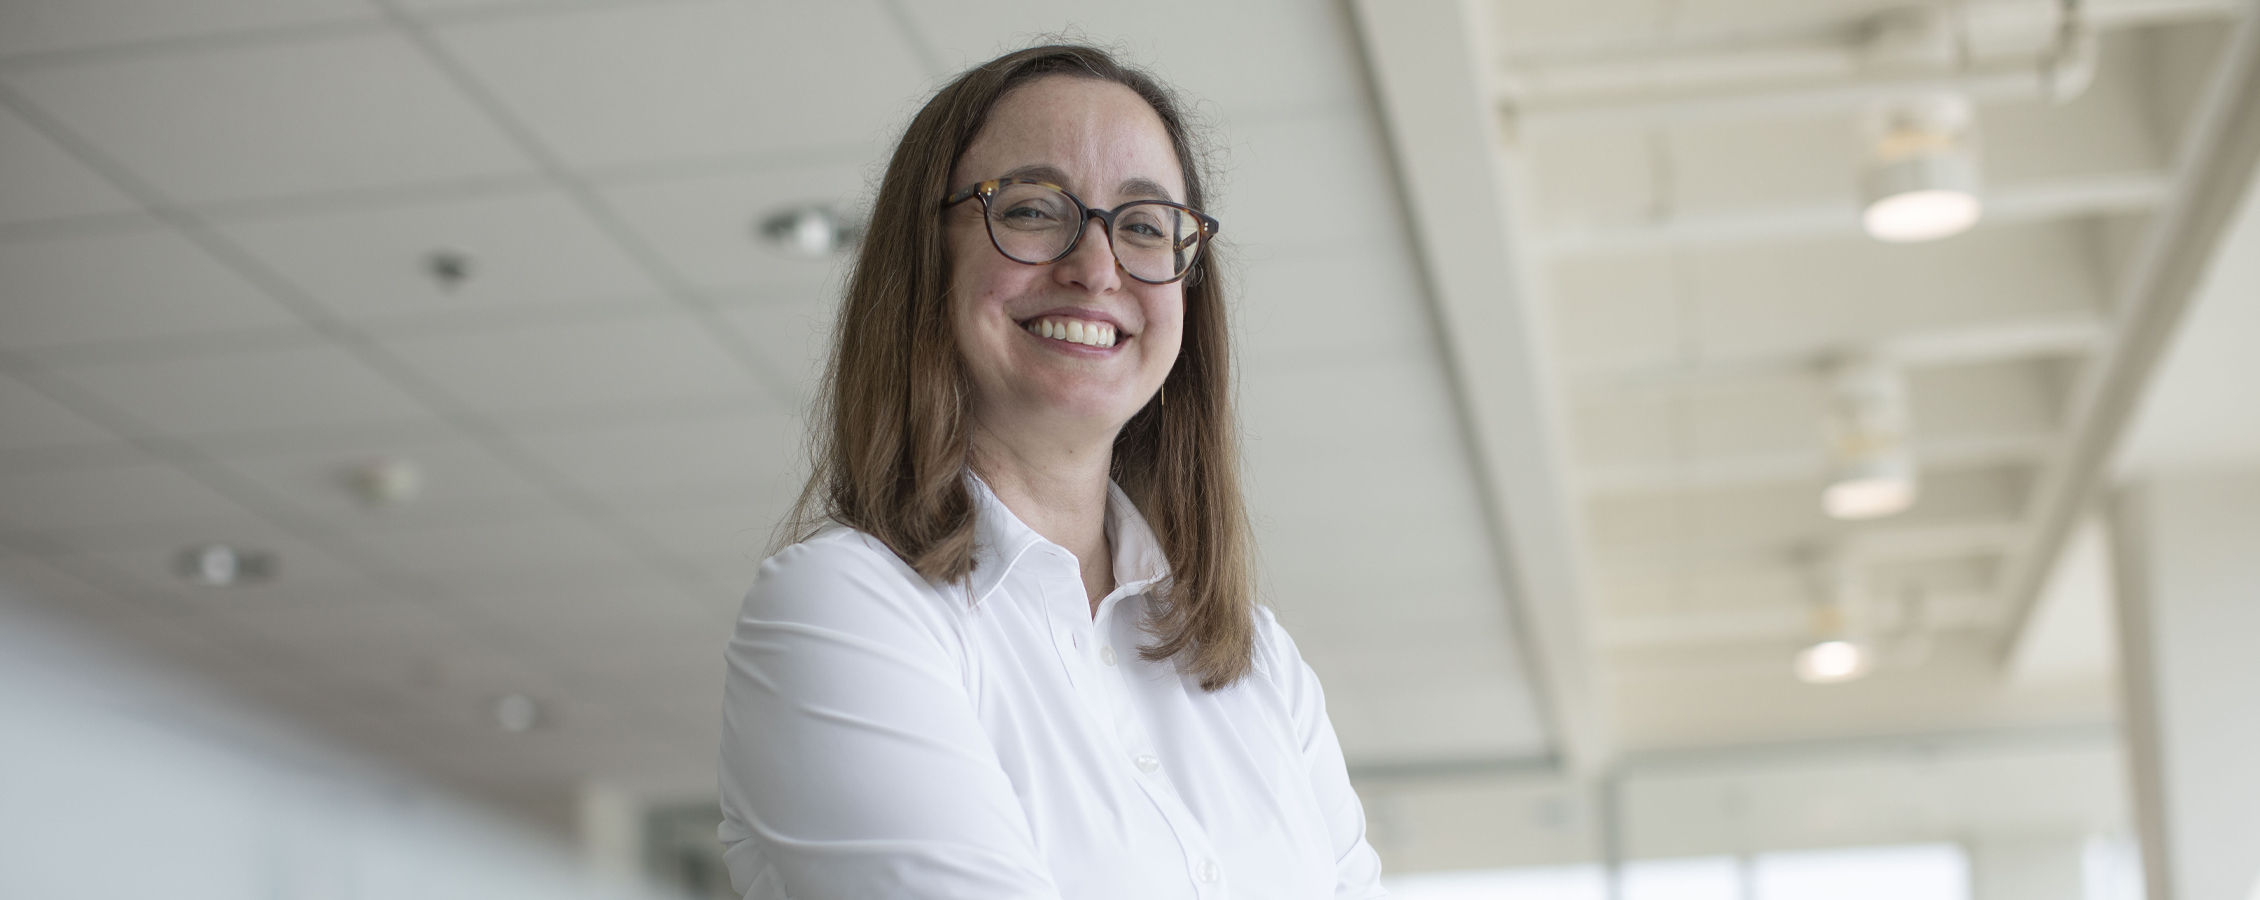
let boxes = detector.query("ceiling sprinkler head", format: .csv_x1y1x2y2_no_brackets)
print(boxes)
175,544,276,587
346,458,423,510
758,204,862,256
493,693,541,733
426,249,474,291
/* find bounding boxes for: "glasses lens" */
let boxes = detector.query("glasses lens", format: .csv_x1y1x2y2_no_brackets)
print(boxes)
986,183,1079,264
1111,201,1204,283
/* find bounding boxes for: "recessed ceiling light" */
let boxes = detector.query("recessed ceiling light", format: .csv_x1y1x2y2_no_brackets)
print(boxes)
757,204,862,256
175,544,276,587
493,693,541,733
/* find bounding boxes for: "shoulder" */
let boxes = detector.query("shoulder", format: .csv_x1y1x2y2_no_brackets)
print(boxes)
1244,605,1311,689
741,527,963,634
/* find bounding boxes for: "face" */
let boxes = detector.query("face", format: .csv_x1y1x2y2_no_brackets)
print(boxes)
948,76,1188,447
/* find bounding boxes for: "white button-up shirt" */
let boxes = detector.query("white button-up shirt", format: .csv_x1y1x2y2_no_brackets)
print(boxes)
718,476,1386,899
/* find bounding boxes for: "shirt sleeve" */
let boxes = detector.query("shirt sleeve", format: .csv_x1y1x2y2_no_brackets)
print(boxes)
1260,609,1390,899
717,536,1063,899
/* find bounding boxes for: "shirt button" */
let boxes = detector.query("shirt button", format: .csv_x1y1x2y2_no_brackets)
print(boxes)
1197,860,1220,883
1135,754,1160,773
1100,645,1118,666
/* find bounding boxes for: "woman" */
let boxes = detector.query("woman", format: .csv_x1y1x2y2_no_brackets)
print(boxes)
718,44,1386,900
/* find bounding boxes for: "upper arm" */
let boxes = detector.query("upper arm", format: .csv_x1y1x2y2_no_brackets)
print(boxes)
718,538,1061,899
1260,609,1389,899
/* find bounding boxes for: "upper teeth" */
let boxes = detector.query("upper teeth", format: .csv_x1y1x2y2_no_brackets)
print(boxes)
1029,316,1118,348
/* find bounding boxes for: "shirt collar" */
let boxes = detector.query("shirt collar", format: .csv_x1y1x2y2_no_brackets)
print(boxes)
964,472,1171,608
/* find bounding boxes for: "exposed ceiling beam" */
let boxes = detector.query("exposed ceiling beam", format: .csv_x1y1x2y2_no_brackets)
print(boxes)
1994,9,2260,664
1537,171,2171,257
1498,0,2241,136
1579,433,2056,496
1348,0,1605,773
1594,519,2025,575
1569,313,2108,398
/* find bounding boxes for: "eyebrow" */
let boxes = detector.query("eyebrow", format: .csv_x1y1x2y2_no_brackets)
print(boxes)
997,164,1179,204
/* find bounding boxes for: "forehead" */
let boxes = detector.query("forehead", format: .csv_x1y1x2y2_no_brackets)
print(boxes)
958,75,1187,202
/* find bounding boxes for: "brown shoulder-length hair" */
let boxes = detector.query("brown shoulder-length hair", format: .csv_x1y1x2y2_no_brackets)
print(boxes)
782,43,1254,690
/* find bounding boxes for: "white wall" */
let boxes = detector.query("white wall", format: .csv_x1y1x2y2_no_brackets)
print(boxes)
2115,466,2260,900
0,588,674,900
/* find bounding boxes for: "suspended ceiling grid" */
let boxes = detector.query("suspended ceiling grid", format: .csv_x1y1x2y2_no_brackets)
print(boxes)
1481,0,2244,750
0,0,1552,814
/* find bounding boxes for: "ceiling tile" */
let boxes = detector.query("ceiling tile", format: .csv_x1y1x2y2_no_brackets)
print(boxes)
207,427,562,531
353,511,639,576
1236,246,1432,366
597,161,868,295
382,310,761,414
1687,221,2107,362
1211,109,1397,255
0,0,377,59
900,0,1365,115
433,0,925,169
215,189,668,325
0,103,137,225
0,227,301,350
714,297,835,393
0,461,247,532
616,500,780,582
50,343,434,437
0,371,116,451
6,32,532,204
510,407,800,507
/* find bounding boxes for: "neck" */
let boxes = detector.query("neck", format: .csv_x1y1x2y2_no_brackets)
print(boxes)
969,418,1117,615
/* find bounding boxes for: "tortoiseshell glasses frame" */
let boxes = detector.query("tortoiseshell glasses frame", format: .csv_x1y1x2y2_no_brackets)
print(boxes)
942,178,1222,285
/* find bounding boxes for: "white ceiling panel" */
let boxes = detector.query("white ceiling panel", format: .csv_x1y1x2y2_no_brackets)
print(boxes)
714,298,835,395
1663,116,1859,215
509,407,799,507
1674,222,2107,363
50,343,434,437
0,372,116,451
5,32,532,204
0,228,301,350
1547,253,1686,372
208,427,562,530
1235,248,1433,366
0,461,247,532
615,500,779,585
353,510,640,576
902,0,1364,116
381,310,759,414
1210,109,1399,254
0,103,137,225
0,0,377,59
431,0,925,169
215,189,667,325
598,161,870,295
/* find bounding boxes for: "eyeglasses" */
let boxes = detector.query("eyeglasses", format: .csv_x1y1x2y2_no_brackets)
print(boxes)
943,178,1220,285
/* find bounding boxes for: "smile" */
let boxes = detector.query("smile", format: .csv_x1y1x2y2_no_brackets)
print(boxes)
1022,315,1122,349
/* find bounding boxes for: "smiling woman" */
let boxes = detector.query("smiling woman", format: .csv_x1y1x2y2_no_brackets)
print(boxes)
715,44,1386,900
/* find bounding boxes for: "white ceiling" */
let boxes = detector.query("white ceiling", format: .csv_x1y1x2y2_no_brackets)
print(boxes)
0,0,1550,808
1474,0,2249,751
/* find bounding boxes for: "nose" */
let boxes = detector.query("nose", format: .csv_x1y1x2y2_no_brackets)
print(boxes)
1051,213,1123,293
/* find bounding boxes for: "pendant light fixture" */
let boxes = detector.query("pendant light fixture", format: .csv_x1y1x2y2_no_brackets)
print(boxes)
1860,94,1983,242
1821,354,1918,520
